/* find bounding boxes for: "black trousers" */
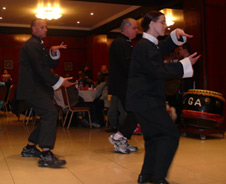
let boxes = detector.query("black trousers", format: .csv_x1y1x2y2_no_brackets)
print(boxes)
134,106,180,179
118,96,137,139
25,94,58,149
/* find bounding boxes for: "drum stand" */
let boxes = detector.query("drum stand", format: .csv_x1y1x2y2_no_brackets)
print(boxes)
180,119,225,140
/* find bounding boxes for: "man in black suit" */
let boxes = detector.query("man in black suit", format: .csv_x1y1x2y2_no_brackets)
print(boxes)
108,18,139,154
17,19,75,168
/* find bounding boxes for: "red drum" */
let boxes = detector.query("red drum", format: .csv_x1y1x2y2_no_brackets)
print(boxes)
182,89,225,129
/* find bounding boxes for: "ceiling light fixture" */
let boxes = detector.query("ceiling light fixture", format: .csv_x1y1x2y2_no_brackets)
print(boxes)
90,12,94,16
160,8,175,27
3,7,6,10
35,0,62,20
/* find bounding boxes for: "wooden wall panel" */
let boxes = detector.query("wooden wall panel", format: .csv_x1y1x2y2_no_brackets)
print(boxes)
205,1,226,125
87,35,109,81
184,0,226,125
44,36,86,49
206,0,226,6
86,35,94,76
93,35,109,81
205,1,226,95
0,34,28,47
0,47,3,73
183,0,205,89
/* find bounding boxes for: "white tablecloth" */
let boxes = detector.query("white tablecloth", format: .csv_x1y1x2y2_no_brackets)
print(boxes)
79,90,98,102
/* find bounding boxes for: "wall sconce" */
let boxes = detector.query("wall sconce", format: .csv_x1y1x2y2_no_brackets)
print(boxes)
160,8,175,27
36,0,62,20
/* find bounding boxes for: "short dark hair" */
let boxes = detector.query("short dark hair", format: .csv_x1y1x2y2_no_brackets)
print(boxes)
182,43,191,53
141,11,164,32
30,18,43,28
120,18,134,32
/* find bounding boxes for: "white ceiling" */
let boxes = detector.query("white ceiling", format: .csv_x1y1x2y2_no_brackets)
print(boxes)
0,0,140,31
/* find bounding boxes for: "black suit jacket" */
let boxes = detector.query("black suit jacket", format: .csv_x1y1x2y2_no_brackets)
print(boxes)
108,34,133,101
126,36,184,111
17,35,60,100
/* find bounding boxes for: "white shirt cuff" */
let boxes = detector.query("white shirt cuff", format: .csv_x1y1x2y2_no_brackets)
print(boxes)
179,57,193,78
170,29,187,46
49,49,60,60
53,77,64,90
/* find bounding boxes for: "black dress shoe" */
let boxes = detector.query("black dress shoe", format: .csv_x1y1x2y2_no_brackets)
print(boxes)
137,174,153,183
38,151,66,168
21,145,41,157
153,178,169,184
138,175,169,184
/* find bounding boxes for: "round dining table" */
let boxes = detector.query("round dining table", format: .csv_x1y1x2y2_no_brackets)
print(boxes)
78,89,98,102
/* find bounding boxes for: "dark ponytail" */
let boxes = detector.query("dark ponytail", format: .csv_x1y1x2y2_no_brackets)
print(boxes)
141,11,164,32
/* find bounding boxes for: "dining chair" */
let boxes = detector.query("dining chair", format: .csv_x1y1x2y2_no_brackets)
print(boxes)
3,84,15,115
61,86,92,129
23,108,36,125
55,103,64,126
0,86,7,101
0,86,7,113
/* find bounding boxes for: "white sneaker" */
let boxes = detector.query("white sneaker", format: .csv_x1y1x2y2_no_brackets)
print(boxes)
126,143,138,152
109,135,138,154
114,144,130,154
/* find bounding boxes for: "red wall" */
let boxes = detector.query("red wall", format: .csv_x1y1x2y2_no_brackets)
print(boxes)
0,34,24,86
0,33,111,85
0,34,88,85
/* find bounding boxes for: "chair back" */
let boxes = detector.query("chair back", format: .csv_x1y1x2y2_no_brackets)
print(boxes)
61,86,80,109
0,86,7,101
61,87,69,107
6,84,15,104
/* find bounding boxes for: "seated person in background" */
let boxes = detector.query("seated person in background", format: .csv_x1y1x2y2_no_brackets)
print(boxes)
96,65,109,85
78,70,94,88
78,70,86,85
54,85,101,128
62,85,91,127
102,64,108,72
1,69,13,88
83,64,93,80
95,73,109,100
1,69,12,82
55,74,108,128
1,69,13,106
93,73,109,126
82,73,109,127
0,82,6,109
